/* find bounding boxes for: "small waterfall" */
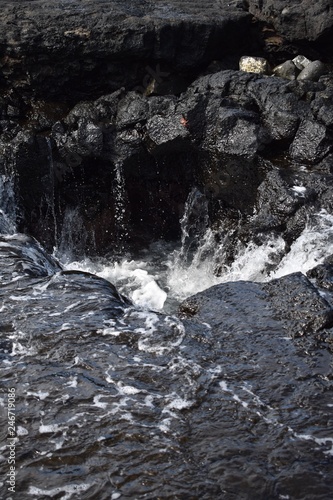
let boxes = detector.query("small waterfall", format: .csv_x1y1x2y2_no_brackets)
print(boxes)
56,207,90,262
175,188,210,265
113,162,129,251
0,173,17,234
165,189,333,301
166,188,223,298
46,137,58,245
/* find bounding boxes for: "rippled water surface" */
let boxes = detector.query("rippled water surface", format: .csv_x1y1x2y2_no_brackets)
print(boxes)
0,229,332,500
1,180,333,499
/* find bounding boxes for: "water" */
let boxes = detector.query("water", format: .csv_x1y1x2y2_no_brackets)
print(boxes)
64,190,333,312
113,162,129,252
1,181,333,499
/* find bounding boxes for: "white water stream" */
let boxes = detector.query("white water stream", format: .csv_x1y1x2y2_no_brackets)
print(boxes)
63,188,333,312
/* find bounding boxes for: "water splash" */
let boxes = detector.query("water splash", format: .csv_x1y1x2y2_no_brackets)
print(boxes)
46,137,58,244
271,209,333,278
175,188,210,266
166,200,333,301
56,207,90,261
65,256,167,311
64,190,333,311
113,162,129,250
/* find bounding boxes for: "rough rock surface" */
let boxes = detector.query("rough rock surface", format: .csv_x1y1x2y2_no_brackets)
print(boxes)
1,0,333,260
179,272,333,338
2,67,333,254
247,0,333,43
0,0,253,100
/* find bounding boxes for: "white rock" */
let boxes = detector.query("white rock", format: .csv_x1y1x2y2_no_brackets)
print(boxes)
239,56,270,75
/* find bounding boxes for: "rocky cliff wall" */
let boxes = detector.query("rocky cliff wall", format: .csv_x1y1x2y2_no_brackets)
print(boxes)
1,0,333,256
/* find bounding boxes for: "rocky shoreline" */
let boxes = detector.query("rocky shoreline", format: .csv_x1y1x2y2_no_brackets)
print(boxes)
1,4,333,498
1,0,333,257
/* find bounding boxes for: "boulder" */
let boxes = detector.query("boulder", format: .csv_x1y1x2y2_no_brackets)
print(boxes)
293,55,312,70
239,56,270,74
273,60,298,80
179,272,333,337
297,60,327,81
290,119,332,163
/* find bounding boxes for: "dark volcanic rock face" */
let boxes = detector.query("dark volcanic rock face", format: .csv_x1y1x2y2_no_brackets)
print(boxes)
3,69,333,256
1,0,333,260
247,0,333,43
0,0,253,101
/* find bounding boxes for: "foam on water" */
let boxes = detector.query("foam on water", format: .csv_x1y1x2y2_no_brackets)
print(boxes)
65,258,168,310
220,380,333,456
28,484,91,500
63,207,333,311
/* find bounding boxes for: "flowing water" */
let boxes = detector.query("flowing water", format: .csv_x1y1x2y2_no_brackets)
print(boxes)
0,179,333,499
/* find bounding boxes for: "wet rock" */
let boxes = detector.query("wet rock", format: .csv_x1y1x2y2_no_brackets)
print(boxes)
311,91,333,127
307,256,333,291
145,113,191,155
297,60,327,81
290,119,332,163
273,60,298,80
239,56,270,74
180,271,333,337
263,272,333,336
254,170,306,231
0,234,61,279
203,106,263,158
179,280,276,330
247,0,333,42
0,0,253,100
246,76,305,142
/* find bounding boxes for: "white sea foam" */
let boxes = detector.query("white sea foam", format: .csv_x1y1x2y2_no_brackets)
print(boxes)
64,258,167,310
93,395,108,409
28,483,91,499
27,391,49,400
293,432,333,456
39,423,66,434
61,187,333,311
291,185,307,196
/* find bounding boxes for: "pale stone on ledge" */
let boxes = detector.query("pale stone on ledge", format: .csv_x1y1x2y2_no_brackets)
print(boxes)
239,56,270,74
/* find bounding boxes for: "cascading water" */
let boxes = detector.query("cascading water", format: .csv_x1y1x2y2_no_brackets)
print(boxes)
113,162,129,251
64,188,333,311
46,137,58,246
1,177,333,499
56,206,91,262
